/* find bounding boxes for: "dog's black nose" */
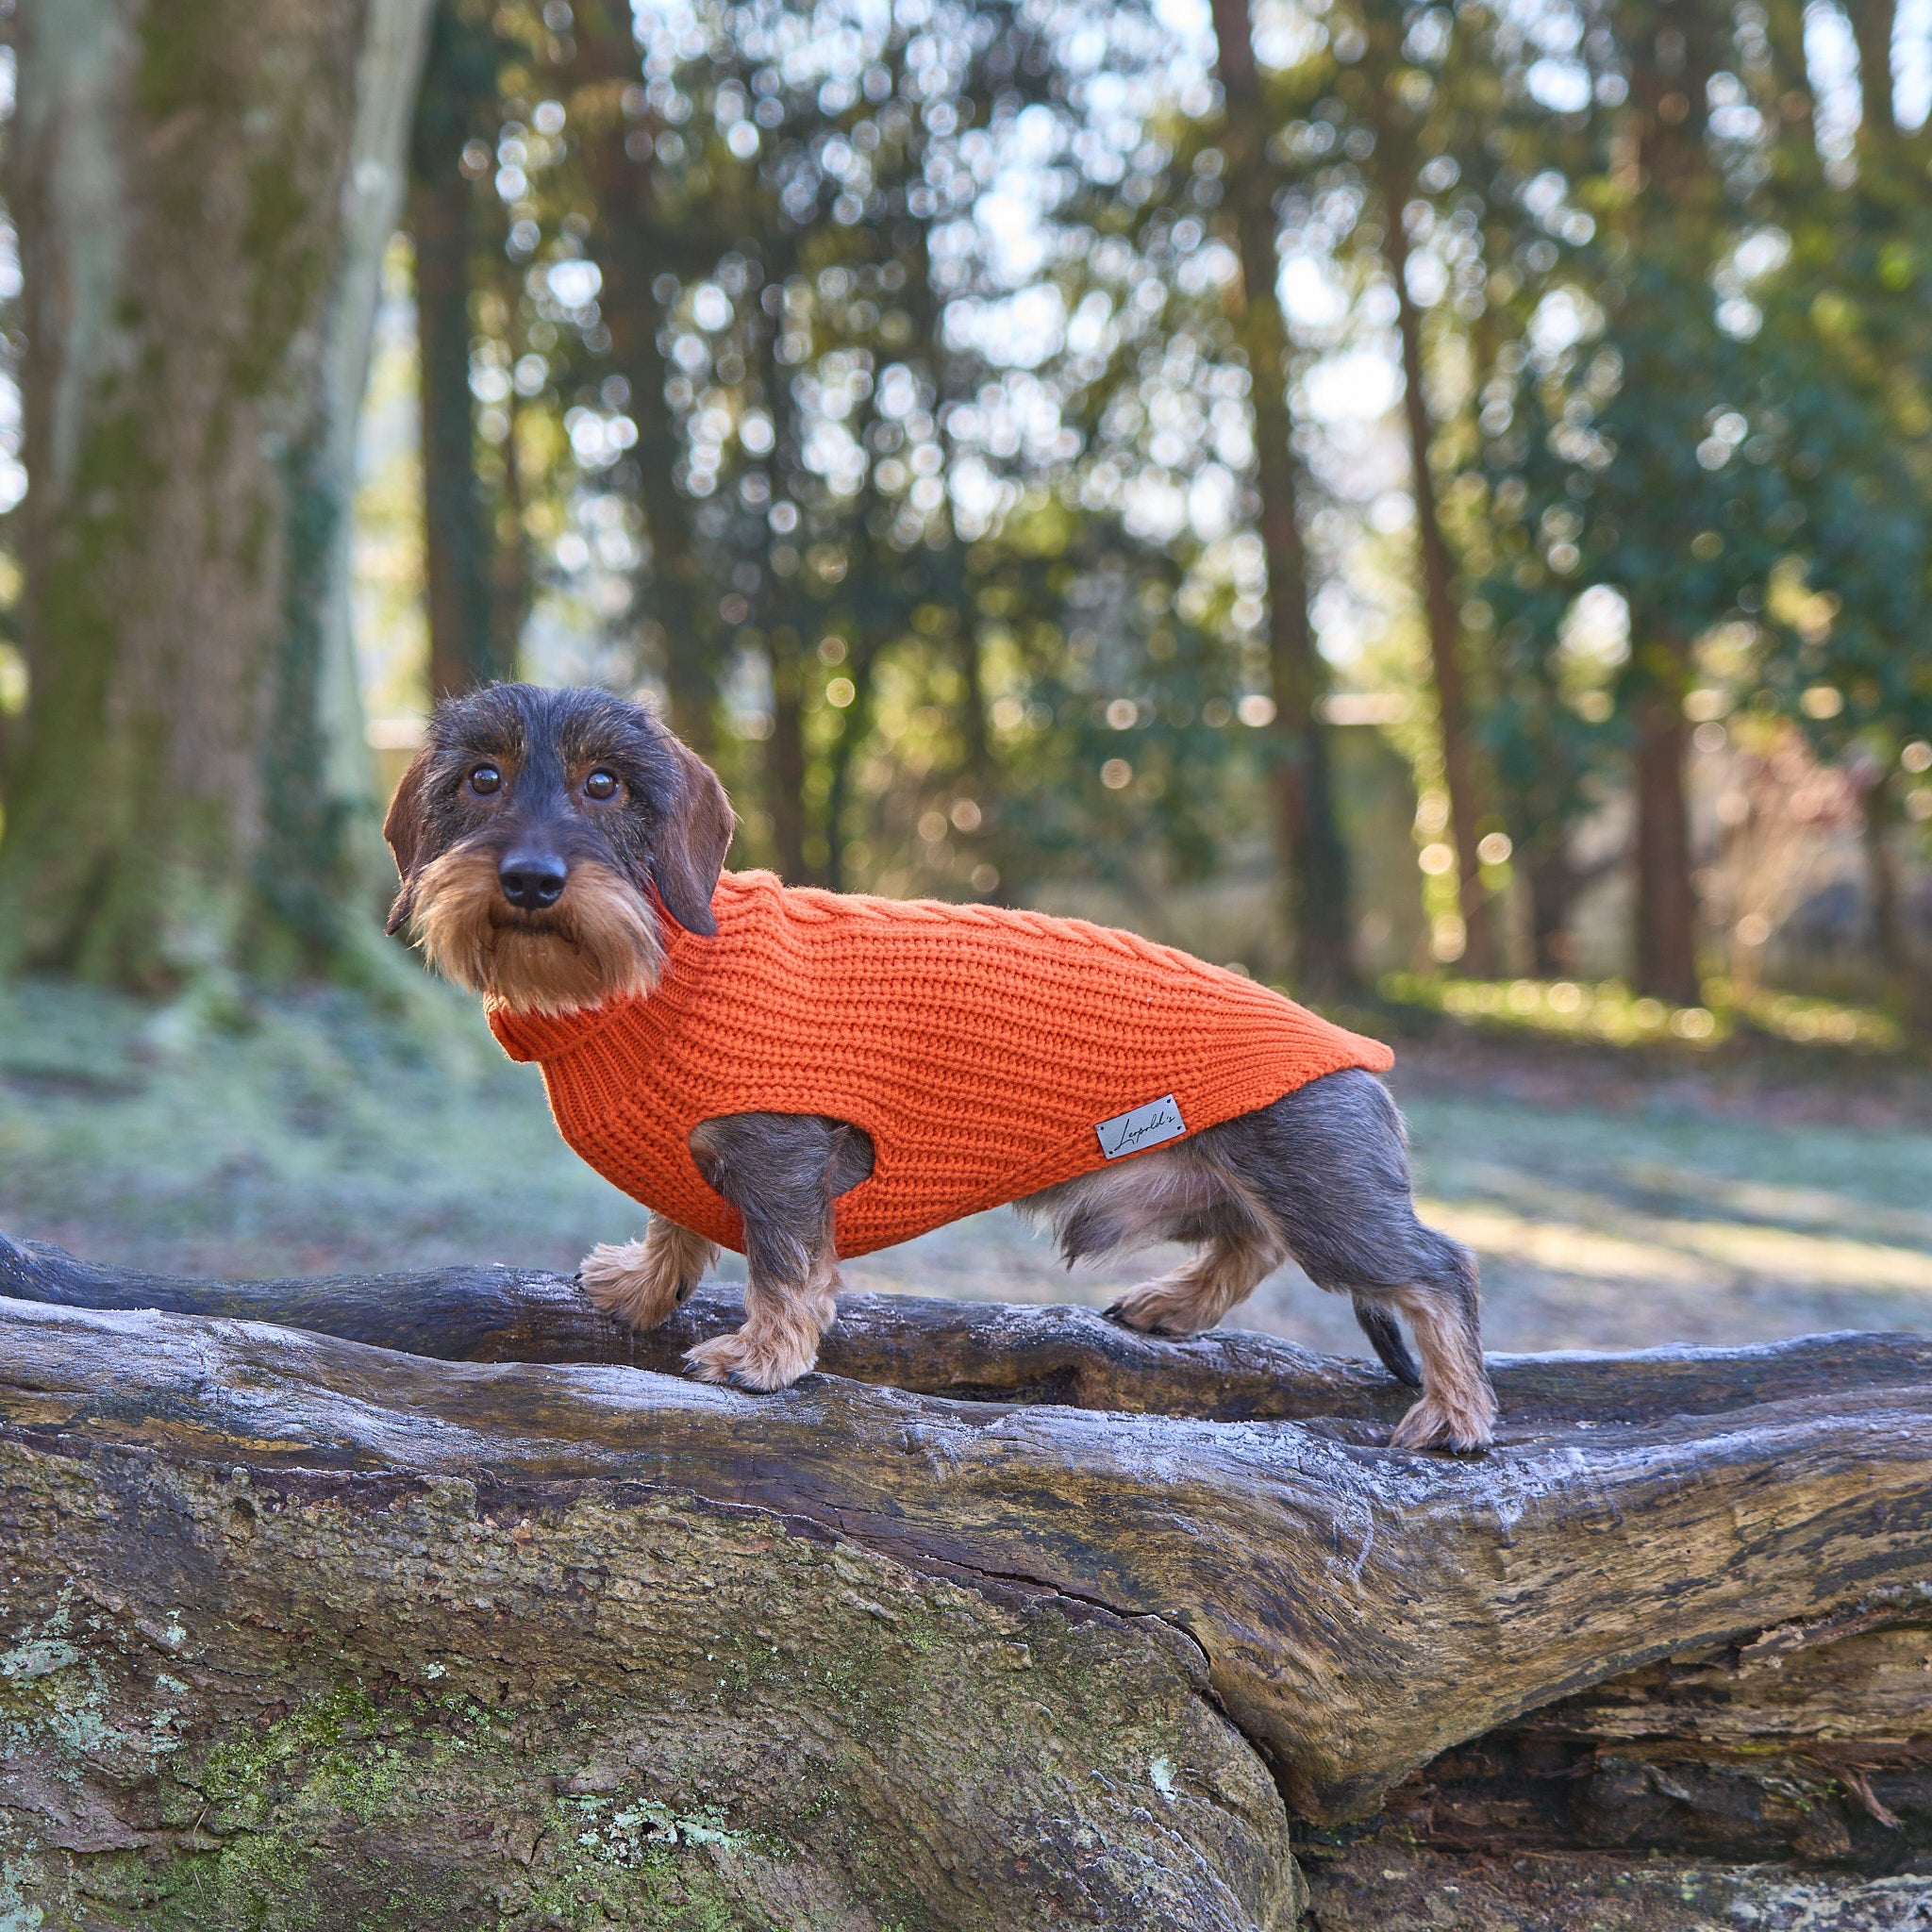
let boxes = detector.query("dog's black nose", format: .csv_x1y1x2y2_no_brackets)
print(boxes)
499,853,568,910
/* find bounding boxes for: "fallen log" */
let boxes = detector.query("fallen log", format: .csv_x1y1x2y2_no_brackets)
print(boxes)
12,1225,1932,1428
1302,1596,1932,1925
3,1229,1930,1928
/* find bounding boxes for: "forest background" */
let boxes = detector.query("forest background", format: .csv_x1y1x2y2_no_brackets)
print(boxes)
4,0,1932,1020
0,0,1929,1363
372,0,1932,1030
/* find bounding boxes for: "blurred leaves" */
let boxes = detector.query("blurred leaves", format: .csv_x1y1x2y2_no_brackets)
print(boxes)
391,0,1932,972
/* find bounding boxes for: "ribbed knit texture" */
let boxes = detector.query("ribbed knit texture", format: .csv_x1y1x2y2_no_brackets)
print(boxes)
488,869,1394,1257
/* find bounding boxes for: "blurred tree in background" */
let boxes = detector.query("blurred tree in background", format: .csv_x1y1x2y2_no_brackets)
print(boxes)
0,0,1927,1021
0,0,432,1005
411,0,525,698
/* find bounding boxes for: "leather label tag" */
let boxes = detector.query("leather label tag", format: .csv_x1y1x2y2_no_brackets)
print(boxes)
1094,1094,1187,1160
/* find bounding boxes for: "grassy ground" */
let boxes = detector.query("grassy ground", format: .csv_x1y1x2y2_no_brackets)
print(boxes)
2,974,1929,1359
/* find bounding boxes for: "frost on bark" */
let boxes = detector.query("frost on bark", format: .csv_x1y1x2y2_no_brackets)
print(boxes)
0,0,430,992
4,1233,1931,1928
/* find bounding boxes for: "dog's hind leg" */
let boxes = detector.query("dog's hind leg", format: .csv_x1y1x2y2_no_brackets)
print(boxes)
1024,1149,1283,1338
579,1218,719,1332
1380,1249,1491,1451
1102,1221,1285,1337
1236,1068,1495,1452
681,1112,872,1391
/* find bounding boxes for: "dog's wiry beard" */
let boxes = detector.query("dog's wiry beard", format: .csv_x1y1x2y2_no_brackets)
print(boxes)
410,847,665,1014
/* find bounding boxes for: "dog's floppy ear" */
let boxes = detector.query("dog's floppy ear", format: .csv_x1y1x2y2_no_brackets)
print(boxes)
652,738,735,937
382,747,435,937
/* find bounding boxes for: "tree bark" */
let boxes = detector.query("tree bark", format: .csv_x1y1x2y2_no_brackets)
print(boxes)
743,246,824,886
1847,0,1899,142
0,1298,1300,1930
1761,0,1823,168
764,629,814,883
1633,673,1702,1005
1617,9,1719,1008
409,1,505,699
8,1229,1932,1845
1524,834,1578,976
1369,1606,1932,1870
822,634,878,893
1369,108,1499,979
0,0,431,991
1862,773,1930,1031
489,391,533,682
574,7,716,754
1208,0,1357,1003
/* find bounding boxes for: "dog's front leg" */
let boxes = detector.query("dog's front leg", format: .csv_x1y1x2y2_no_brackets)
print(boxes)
680,1112,867,1392
684,1231,838,1391
580,1217,719,1331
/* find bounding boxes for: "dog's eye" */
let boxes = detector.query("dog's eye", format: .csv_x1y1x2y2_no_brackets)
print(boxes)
584,769,621,802
469,764,502,796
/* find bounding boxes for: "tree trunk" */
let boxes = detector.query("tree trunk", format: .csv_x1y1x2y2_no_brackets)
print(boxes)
764,629,813,883
823,632,879,894
1847,0,1898,142
0,1275,1301,1931
1862,773,1929,1031
1208,0,1356,1003
750,277,819,886
574,11,716,754
489,392,533,680
1633,674,1701,1005
1524,832,1578,976
1761,0,1826,185
1371,117,1499,979
409,1,504,699
0,0,431,992
1616,13,1719,1010
1356,1607,1932,1874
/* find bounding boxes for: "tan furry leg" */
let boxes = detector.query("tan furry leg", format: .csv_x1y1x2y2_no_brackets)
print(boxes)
579,1217,719,1332
685,1242,840,1392
1388,1289,1497,1453
1105,1229,1286,1338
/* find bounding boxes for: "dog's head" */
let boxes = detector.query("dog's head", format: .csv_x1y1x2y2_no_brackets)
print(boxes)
383,683,734,1014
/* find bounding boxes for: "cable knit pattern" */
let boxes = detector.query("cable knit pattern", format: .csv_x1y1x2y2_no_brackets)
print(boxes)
488,869,1394,1257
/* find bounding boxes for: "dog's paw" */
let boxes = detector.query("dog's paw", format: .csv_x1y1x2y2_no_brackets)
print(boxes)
684,1324,817,1392
1389,1392,1496,1456
1101,1281,1212,1339
579,1240,688,1332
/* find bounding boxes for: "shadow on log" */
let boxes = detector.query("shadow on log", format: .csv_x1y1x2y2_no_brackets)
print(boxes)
4,1228,1931,1928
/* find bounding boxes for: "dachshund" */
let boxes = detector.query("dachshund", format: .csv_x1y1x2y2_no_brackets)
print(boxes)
383,681,1495,1452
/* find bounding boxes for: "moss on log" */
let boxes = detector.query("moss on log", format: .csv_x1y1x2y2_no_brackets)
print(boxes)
0,1303,1298,1929
0,1435,1291,1930
4,1229,1932,1926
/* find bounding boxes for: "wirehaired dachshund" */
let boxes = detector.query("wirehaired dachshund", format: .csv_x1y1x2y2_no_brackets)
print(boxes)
384,681,1495,1451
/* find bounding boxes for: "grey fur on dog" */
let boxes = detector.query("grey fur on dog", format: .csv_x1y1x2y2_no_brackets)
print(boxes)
691,1113,875,1295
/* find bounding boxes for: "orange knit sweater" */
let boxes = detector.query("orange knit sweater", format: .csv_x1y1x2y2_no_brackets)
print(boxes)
488,869,1393,1257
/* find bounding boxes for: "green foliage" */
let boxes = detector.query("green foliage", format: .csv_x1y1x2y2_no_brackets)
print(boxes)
7,0,1930,1002
1382,968,1906,1057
